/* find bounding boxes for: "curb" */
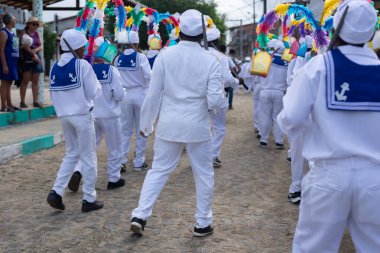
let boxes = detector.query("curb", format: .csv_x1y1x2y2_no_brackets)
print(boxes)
0,131,65,165
0,106,56,128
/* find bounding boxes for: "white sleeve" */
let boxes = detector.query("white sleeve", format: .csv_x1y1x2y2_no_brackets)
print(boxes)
110,66,126,102
140,53,163,136
277,56,322,135
207,59,225,110
221,56,239,89
139,53,151,89
80,60,102,100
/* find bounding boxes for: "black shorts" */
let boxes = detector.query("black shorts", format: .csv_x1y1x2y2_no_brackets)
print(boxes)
22,61,44,73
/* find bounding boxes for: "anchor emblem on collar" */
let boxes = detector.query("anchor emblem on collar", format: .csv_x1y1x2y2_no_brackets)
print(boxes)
102,70,108,79
51,75,56,84
68,73,77,83
335,82,350,101
130,59,136,67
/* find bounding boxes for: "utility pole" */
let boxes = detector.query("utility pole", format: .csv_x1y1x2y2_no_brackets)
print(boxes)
263,0,267,14
252,0,256,51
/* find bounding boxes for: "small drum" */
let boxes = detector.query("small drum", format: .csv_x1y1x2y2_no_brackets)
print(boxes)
251,51,272,78
95,40,118,63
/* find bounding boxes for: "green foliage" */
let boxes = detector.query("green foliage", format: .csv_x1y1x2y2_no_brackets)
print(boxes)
43,26,56,75
104,0,226,49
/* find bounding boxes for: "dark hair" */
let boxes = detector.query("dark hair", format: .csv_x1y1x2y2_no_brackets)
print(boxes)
229,48,236,55
336,36,365,48
179,31,203,42
2,13,13,25
219,44,227,53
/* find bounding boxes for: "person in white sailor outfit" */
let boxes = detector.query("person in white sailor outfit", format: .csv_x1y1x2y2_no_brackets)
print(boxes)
67,37,127,192
146,34,162,69
115,31,151,171
206,26,239,167
130,9,225,237
239,57,254,93
47,29,103,213
258,39,288,149
278,1,380,251
286,35,313,204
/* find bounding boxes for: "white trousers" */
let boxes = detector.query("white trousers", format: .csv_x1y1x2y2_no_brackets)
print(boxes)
95,117,122,183
253,87,261,131
289,130,306,193
132,138,214,228
293,158,380,253
259,90,284,144
53,114,97,202
210,107,227,159
120,89,147,167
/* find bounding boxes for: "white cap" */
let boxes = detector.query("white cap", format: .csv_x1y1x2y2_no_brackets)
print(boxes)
299,35,313,49
244,56,251,62
116,30,139,44
267,39,285,53
333,0,377,44
372,30,380,49
179,9,204,36
60,29,88,51
206,27,220,42
21,34,33,47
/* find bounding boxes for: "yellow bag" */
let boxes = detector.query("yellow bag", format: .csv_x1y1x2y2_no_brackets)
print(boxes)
251,51,272,78
281,48,294,62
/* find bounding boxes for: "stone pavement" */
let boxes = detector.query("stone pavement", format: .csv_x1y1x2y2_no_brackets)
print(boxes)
0,93,355,252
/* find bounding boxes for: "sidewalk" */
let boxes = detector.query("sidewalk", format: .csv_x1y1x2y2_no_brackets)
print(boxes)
0,84,63,164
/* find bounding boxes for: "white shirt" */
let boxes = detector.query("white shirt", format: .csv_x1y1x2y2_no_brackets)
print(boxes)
147,49,160,59
93,65,126,118
50,53,102,117
209,47,239,89
114,49,151,90
239,61,254,88
140,41,225,142
278,45,380,163
259,53,288,92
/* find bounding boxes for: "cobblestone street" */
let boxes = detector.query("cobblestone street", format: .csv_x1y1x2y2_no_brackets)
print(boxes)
0,94,355,252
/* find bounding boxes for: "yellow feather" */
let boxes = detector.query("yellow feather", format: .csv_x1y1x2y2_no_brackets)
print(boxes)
126,17,133,27
94,0,109,10
274,3,290,17
126,6,133,13
321,0,340,25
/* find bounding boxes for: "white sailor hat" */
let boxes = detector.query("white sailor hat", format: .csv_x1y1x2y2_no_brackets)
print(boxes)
179,9,204,36
206,27,221,42
333,0,377,44
60,29,87,51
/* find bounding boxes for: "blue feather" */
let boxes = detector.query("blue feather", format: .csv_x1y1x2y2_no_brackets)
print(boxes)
117,5,126,31
89,19,100,37
323,17,334,31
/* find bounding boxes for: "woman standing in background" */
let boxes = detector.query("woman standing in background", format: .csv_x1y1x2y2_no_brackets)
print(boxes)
19,17,43,108
0,13,20,112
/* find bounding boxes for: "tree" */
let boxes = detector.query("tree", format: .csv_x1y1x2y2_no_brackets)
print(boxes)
43,27,56,76
105,0,226,50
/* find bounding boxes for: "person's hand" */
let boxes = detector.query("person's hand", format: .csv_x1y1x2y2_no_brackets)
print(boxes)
2,65,8,75
32,48,38,54
33,54,40,63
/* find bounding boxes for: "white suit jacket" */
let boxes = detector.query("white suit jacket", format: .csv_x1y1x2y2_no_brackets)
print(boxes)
140,41,225,142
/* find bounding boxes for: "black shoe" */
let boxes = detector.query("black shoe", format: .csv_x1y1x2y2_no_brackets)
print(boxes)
20,102,28,108
81,200,104,212
133,162,149,172
254,128,259,133
228,106,233,110
33,102,42,108
107,178,125,190
258,142,267,148
256,134,261,139
287,157,292,164
120,163,127,173
11,105,21,111
47,190,65,211
193,225,214,237
275,143,284,150
130,217,147,235
288,191,301,204
68,171,82,192
213,157,222,168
